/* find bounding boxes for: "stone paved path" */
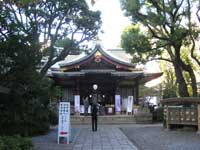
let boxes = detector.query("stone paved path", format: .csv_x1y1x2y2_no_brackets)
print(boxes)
121,124,200,150
32,127,78,150
72,126,138,150
32,125,138,150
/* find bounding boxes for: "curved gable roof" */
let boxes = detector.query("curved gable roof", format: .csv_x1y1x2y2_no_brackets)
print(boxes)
59,44,135,70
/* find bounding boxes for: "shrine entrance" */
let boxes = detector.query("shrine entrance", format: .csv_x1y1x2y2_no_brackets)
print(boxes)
79,74,118,115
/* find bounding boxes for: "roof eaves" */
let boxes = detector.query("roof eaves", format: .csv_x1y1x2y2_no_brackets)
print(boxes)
59,44,135,68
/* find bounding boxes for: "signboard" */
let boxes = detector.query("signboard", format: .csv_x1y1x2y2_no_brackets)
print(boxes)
74,95,80,113
115,95,121,112
58,102,70,144
127,96,133,113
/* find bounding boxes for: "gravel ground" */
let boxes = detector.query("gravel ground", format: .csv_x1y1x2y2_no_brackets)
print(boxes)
121,124,200,150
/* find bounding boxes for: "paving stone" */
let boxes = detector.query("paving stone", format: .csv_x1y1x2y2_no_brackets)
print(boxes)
121,124,200,150
72,125,138,150
33,125,139,150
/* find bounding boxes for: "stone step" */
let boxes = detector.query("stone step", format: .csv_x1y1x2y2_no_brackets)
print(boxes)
71,114,152,125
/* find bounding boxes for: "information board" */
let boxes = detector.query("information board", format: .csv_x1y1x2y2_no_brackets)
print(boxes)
58,102,70,144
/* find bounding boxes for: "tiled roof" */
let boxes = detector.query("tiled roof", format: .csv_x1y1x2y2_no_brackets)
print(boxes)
59,44,135,68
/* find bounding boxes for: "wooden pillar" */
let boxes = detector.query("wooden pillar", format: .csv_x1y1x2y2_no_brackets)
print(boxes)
75,79,80,95
63,88,73,102
134,80,139,105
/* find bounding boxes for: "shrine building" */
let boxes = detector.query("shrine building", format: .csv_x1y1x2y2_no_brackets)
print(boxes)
49,44,162,115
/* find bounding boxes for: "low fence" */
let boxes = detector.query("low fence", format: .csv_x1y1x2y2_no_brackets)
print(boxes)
162,97,200,131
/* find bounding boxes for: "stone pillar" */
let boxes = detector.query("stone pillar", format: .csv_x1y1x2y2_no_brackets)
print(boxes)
166,106,170,130
197,104,200,133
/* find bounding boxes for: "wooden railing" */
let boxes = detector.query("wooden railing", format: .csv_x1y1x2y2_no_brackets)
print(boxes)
162,97,200,132
167,106,197,125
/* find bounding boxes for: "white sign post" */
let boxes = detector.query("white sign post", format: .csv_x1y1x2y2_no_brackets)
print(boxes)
58,102,70,144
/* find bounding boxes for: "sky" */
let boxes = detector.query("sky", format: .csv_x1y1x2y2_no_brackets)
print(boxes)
84,0,162,87
87,0,131,49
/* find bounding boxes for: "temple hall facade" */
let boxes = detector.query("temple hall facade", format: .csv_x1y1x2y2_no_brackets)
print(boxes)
49,45,162,115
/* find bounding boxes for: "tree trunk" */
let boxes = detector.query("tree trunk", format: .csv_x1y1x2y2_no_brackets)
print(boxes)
180,61,197,97
173,62,189,97
189,70,198,97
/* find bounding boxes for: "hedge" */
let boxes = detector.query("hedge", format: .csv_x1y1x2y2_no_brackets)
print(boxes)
0,135,33,150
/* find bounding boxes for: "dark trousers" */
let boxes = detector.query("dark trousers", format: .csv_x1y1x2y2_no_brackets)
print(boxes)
92,116,97,131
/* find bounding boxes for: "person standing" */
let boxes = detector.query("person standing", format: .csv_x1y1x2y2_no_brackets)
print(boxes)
91,103,98,131
91,84,99,131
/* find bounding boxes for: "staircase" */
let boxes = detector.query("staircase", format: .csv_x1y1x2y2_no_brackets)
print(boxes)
71,113,152,124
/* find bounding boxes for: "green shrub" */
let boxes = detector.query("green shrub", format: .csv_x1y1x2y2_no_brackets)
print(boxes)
0,135,33,150
49,109,58,125
0,76,51,136
153,107,163,122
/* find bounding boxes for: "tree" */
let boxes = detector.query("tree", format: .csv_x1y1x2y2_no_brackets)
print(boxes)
0,0,102,135
120,0,200,97
0,0,102,76
0,33,52,136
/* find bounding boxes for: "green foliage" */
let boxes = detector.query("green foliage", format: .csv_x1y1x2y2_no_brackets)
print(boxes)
120,0,200,97
153,107,163,122
0,33,51,136
0,0,102,75
49,86,64,101
0,75,51,136
160,61,177,98
49,109,58,125
121,24,158,63
0,135,33,150
163,85,177,99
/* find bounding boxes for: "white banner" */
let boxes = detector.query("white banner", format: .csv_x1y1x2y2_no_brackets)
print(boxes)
80,105,84,114
122,98,128,111
88,105,91,114
58,102,70,144
115,95,121,112
127,96,133,113
74,95,80,113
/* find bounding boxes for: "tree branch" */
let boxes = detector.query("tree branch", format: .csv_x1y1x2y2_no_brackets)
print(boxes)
187,0,200,66
150,57,173,63
147,24,170,41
